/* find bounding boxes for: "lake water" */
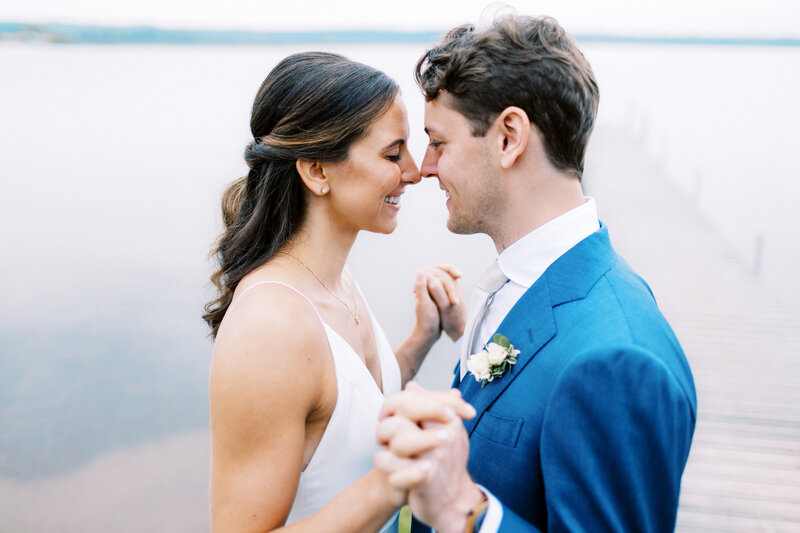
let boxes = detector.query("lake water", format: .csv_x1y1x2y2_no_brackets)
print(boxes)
1,41,797,530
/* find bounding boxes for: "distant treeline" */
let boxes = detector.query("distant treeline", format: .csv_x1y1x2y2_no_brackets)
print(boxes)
1,22,799,47
0,22,440,45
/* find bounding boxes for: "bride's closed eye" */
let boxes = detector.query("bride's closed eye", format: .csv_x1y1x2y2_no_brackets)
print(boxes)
384,139,406,162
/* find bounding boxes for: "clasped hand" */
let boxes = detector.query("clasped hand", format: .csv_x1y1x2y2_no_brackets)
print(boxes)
375,383,485,533
413,264,467,342
378,265,481,531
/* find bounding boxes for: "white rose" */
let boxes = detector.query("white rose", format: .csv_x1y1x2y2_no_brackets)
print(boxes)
466,350,491,381
486,343,508,365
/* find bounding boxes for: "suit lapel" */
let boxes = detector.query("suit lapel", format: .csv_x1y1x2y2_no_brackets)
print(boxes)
457,225,617,437
451,360,461,388
459,280,556,436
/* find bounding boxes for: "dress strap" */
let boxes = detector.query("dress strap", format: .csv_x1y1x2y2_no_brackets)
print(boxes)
229,281,325,326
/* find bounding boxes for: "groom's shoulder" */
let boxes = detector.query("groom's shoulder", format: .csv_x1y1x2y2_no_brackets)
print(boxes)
547,247,680,347
556,249,658,316
550,250,692,384
601,255,672,331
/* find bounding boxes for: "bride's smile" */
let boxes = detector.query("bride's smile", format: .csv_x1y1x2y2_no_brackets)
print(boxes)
319,94,421,235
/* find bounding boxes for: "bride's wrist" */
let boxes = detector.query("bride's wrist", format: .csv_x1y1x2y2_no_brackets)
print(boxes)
396,329,437,381
411,322,440,351
369,469,405,510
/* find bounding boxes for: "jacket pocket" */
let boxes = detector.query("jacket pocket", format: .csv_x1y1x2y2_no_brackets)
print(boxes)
474,411,523,448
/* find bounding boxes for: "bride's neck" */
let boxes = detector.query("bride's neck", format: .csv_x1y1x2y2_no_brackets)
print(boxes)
282,210,357,289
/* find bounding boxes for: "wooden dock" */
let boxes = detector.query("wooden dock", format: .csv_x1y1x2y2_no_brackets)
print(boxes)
585,125,800,532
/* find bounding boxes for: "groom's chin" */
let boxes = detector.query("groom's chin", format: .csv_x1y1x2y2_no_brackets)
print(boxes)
446,217,480,236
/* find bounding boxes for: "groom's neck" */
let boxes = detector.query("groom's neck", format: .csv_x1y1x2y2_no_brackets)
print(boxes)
489,169,585,254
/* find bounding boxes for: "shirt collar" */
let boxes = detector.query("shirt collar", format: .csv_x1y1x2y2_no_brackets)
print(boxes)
497,197,600,289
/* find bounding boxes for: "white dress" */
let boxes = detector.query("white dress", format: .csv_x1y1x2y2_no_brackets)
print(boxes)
230,281,402,532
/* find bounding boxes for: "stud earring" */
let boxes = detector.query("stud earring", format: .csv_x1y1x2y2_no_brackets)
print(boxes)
320,186,329,195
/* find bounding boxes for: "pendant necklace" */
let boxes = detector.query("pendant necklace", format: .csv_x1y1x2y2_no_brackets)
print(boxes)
279,252,360,325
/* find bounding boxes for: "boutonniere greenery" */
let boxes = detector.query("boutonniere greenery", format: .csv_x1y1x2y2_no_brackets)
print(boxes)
466,333,520,388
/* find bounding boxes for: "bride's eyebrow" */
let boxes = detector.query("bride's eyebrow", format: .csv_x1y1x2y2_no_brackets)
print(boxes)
382,139,405,150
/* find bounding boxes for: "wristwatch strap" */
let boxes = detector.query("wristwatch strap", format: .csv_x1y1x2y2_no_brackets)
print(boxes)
464,500,489,532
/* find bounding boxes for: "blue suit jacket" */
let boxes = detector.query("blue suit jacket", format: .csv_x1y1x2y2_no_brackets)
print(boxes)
414,225,696,532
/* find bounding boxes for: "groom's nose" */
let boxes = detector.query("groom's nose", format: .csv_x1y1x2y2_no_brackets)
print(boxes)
420,148,437,179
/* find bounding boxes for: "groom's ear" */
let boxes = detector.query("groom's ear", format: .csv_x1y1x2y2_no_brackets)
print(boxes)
494,106,530,170
296,159,330,197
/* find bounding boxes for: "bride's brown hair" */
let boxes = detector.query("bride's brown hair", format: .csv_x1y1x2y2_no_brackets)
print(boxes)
204,52,399,337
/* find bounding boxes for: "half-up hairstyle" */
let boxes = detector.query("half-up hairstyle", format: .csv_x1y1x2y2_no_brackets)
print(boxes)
204,52,399,337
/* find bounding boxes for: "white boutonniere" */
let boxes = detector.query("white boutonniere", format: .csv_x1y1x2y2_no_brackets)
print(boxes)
466,333,520,388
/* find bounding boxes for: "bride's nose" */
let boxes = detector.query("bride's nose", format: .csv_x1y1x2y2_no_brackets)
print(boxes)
400,150,421,185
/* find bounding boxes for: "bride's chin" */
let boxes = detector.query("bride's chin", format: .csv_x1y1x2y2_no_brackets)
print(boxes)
358,211,400,235
372,220,398,235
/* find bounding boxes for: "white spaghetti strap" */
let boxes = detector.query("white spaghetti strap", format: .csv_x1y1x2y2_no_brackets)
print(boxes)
229,281,325,325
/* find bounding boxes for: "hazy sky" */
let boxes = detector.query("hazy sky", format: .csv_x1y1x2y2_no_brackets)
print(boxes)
2,0,800,37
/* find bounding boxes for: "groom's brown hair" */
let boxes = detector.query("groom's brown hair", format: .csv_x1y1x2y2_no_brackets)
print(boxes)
415,15,599,180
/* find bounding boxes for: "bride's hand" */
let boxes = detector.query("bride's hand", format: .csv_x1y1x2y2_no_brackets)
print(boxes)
373,409,427,509
413,270,442,342
424,264,467,341
373,411,427,509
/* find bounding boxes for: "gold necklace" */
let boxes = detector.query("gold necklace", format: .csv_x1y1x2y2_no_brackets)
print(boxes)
279,252,360,325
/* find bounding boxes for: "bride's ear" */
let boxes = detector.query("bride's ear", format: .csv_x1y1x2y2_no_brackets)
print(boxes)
296,160,330,197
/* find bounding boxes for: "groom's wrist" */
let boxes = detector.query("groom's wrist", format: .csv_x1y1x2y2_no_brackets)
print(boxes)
433,482,486,533
465,499,489,532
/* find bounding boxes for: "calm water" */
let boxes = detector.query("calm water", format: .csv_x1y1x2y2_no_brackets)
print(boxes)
1,41,797,529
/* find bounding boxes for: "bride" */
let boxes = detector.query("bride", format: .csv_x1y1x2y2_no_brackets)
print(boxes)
203,52,466,532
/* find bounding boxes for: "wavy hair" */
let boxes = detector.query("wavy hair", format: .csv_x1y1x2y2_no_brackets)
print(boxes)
416,16,598,179
204,52,399,337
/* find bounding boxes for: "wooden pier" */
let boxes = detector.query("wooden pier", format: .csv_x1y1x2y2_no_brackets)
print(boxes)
586,125,800,532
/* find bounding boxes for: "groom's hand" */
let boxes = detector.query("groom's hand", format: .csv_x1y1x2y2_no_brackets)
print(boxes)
379,382,475,425
376,383,485,533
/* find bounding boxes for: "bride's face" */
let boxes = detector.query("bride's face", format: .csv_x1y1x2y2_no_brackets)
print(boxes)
323,95,420,234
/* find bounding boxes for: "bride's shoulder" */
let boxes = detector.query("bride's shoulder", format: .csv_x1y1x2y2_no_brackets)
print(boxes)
209,281,334,452
212,281,330,391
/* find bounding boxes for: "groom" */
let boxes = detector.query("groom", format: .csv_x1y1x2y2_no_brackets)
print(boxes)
376,15,697,533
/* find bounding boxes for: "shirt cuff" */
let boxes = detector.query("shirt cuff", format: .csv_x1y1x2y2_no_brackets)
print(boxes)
476,484,502,533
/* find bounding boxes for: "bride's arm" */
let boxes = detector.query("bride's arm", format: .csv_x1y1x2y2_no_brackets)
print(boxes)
395,266,467,384
210,288,401,533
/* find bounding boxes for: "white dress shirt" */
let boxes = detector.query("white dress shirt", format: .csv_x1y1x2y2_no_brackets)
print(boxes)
461,197,600,379
461,197,600,533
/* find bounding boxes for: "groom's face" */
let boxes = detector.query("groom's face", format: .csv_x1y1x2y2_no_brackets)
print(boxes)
420,94,499,236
